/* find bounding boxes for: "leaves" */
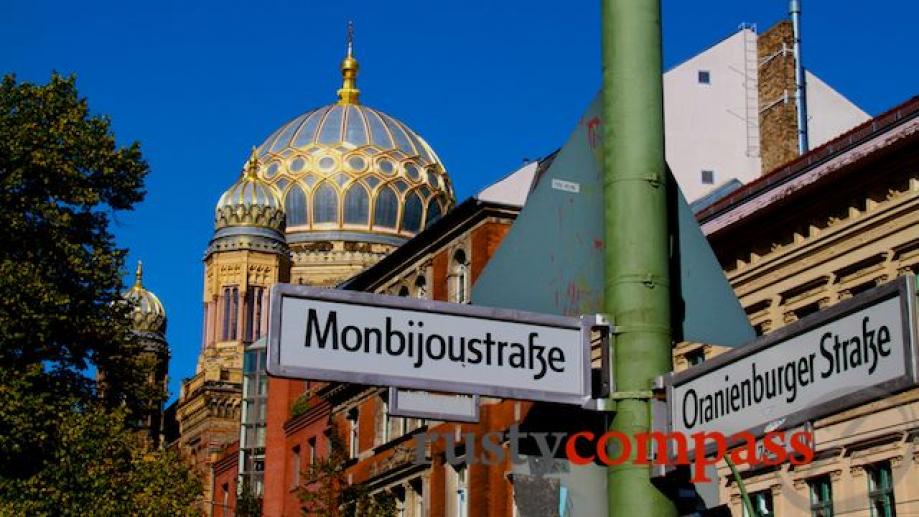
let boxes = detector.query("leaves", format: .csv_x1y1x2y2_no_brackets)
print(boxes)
0,375,201,516
297,425,397,517
0,74,199,514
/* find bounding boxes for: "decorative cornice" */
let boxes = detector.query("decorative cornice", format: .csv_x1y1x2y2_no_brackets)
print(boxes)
215,203,285,231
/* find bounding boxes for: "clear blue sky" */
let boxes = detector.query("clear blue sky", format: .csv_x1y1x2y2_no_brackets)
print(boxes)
3,1,916,402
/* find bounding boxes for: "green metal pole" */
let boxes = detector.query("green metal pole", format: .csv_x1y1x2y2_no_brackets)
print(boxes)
724,456,756,516
601,0,676,516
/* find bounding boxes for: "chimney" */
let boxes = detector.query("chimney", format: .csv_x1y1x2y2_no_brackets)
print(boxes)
757,20,801,173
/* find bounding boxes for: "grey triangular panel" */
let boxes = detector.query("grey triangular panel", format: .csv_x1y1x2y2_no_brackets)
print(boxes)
472,92,754,347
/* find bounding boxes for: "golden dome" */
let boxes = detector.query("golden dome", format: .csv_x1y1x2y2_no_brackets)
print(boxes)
253,33,454,247
215,149,285,231
123,261,166,335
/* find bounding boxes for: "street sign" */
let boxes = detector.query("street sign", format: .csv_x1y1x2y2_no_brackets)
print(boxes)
664,275,918,456
388,388,480,423
266,284,594,406
472,91,755,348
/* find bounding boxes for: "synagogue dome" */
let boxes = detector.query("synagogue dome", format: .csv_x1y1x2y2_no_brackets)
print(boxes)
250,39,454,247
122,261,166,336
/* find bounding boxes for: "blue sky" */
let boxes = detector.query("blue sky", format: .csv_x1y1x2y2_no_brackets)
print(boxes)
3,1,916,402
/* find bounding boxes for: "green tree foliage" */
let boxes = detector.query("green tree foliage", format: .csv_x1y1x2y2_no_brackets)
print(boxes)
0,371,200,515
0,74,200,513
236,476,263,517
298,425,397,517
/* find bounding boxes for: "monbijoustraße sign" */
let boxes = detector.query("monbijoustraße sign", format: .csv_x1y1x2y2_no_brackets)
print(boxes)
266,284,593,406
666,275,918,455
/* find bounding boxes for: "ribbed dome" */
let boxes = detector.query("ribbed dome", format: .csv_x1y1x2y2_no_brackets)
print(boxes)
215,149,285,231
253,58,455,247
123,261,166,335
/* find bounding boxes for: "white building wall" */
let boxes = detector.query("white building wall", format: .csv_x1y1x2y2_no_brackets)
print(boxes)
663,29,762,203
805,70,871,149
664,28,870,203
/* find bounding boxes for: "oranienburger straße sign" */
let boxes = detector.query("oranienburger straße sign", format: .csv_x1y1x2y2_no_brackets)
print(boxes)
266,284,593,406
667,275,918,454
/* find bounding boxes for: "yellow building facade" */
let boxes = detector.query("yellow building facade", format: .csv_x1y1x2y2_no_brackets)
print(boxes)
676,96,919,516
174,36,456,510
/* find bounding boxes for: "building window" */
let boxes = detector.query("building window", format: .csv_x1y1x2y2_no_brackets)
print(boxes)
415,275,427,299
410,477,425,517
686,348,705,366
744,490,774,517
867,461,896,517
291,445,301,489
239,339,268,497
308,437,316,465
398,285,410,297
809,475,833,517
222,286,240,341
402,193,424,233
452,249,469,304
348,408,360,459
379,396,391,445
245,286,265,342
701,169,715,185
426,201,442,229
313,183,339,224
698,70,711,84
394,485,407,517
222,482,230,509
374,186,399,229
455,465,468,517
344,184,370,225
285,185,308,226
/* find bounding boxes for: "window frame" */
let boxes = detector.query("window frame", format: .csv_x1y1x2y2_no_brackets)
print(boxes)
867,461,896,517
744,489,774,517
701,169,715,185
808,474,834,517
348,408,360,459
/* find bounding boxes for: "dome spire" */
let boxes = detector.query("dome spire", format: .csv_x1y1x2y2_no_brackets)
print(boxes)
337,21,361,105
243,146,260,179
134,260,144,289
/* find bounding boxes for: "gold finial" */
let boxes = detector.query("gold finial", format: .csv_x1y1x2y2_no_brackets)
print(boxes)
337,21,361,105
243,147,260,179
134,260,143,289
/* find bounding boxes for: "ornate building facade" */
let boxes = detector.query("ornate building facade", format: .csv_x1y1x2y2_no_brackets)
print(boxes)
176,35,456,513
121,260,170,448
676,95,919,516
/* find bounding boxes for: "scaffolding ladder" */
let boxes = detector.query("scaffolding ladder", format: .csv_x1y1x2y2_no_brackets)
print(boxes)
740,23,760,158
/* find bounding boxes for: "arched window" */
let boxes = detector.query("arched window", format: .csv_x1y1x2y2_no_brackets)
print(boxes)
426,201,442,229
414,274,427,299
397,286,410,297
285,185,307,226
402,192,423,233
222,285,240,340
343,185,369,225
374,186,398,229
451,250,468,304
313,183,338,224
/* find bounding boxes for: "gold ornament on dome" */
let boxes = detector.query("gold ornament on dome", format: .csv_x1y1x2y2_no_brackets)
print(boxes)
215,148,286,231
122,260,167,335
252,23,455,243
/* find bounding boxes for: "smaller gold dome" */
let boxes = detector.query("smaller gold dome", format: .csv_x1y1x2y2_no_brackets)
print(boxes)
215,149,285,231
123,261,166,335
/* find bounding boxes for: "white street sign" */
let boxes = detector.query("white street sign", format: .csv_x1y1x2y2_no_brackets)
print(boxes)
388,388,480,423
267,284,593,406
666,276,918,455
